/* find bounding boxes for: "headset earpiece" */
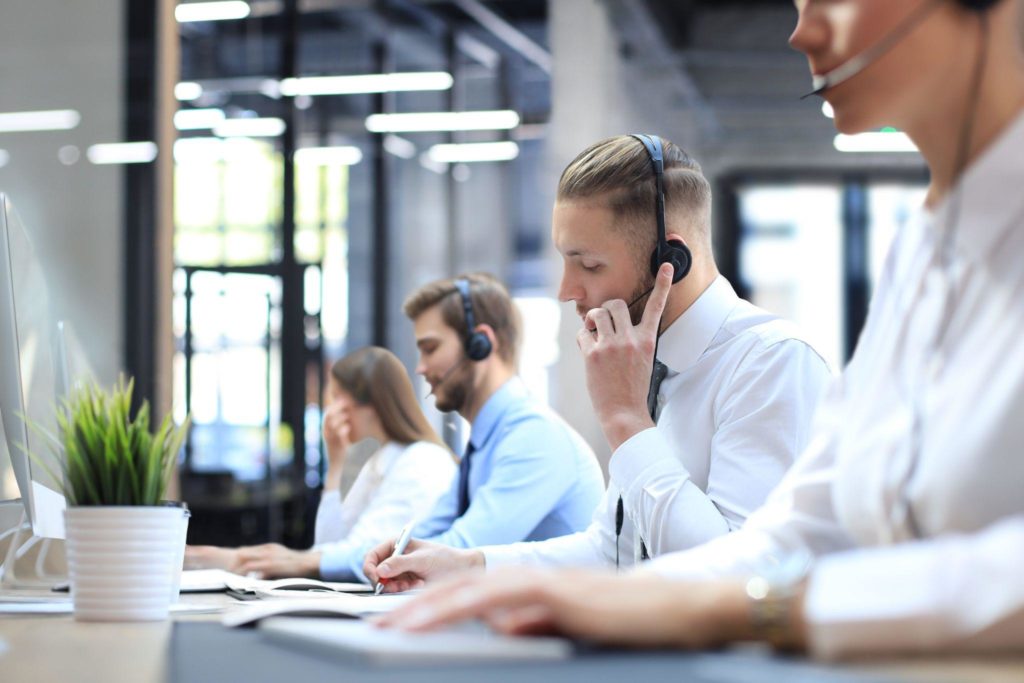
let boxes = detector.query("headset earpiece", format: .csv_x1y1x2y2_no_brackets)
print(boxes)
455,278,492,362
653,238,692,284
631,133,693,286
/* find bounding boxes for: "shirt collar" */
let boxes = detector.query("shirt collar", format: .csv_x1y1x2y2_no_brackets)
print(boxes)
468,377,527,450
930,108,1024,264
656,275,739,376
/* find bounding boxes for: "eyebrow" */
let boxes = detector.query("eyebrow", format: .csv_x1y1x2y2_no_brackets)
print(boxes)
415,336,441,350
564,249,595,258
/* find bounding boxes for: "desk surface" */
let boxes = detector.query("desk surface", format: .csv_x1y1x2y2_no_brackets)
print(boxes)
1,591,1022,683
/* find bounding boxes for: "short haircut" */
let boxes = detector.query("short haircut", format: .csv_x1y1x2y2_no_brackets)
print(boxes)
557,135,712,271
402,272,521,366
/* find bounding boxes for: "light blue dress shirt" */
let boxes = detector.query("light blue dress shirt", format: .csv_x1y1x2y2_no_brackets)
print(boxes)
336,377,605,581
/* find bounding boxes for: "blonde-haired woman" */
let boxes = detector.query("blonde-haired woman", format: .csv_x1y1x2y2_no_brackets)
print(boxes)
186,346,455,580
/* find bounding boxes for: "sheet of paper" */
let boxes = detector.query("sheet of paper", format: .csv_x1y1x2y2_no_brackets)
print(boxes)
222,593,414,627
0,601,72,614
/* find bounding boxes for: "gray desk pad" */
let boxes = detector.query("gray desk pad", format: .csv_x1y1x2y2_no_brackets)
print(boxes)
169,622,896,683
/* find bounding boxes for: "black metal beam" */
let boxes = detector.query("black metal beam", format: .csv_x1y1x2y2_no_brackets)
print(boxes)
123,0,159,413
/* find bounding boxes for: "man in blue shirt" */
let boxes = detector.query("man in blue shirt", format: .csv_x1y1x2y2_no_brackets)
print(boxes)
342,273,605,581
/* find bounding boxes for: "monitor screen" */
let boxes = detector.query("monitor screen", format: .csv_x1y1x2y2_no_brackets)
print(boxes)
0,193,67,538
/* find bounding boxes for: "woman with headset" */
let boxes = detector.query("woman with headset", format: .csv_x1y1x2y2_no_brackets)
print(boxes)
376,0,1024,658
185,346,455,579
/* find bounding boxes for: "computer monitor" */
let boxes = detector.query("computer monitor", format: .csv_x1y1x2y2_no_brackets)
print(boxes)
0,192,67,540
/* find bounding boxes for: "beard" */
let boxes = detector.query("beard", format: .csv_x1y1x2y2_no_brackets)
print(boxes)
431,360,474,413
625,273,656,326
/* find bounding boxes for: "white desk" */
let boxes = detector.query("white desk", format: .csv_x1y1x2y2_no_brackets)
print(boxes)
1,591,1022,683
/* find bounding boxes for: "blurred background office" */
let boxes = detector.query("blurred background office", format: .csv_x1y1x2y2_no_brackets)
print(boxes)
5,0,999,550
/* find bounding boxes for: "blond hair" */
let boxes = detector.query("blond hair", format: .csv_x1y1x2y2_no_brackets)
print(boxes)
557,135,712,269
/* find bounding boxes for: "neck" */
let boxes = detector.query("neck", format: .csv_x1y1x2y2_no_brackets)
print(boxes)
659,257,720,334
364,422,389,445
460,362,514,424
907,15,1024,207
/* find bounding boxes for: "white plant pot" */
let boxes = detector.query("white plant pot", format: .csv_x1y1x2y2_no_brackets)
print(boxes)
65,506,189,622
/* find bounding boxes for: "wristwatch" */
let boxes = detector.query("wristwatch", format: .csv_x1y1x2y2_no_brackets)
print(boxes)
744,553,812,650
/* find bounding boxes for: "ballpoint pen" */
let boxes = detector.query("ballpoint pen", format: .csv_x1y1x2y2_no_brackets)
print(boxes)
373,520,415,595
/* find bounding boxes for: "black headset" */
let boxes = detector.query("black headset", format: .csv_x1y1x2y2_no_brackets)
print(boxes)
454,278,492,362
629,134,692,285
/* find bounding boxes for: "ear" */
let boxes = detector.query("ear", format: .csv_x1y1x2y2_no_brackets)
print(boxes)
665,232,689,248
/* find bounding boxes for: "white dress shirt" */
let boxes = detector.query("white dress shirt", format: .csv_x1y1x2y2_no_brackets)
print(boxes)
314,440,455,579
484,276,833,569
648,112,1024,659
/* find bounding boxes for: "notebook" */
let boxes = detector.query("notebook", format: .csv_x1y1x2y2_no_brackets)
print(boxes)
179,569,370,595
259,617,574,664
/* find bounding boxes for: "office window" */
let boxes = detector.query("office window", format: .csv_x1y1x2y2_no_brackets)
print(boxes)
738,184,845,368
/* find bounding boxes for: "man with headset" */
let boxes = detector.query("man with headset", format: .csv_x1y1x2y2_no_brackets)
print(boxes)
363,136,832,590
378,0,1024,659
324,272,605,581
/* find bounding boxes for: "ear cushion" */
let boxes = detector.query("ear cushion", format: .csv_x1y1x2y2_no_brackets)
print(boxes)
957,0,998,10
465,332,493,362
650,239,692,284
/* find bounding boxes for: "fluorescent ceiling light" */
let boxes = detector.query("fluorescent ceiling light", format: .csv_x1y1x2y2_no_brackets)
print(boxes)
175,1,250,23
213,117,286,137
87,142,158,165
834,131,918,153
174,108,226,130
294,146,363,166
280,72,453,97
822,101,834,119
0,109,81,133
365,110,520,133
428,141,519,163
0,150,9,168
175,82,203,101
383,134,416,160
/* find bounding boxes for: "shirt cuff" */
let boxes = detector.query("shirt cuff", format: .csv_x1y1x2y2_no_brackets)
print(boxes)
608,427,690,507
481,543,529,570
803,544,946,660
317,544,360,582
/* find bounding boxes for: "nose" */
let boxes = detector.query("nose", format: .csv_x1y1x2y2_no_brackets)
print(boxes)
414,357,427,377
557,268,581,304
788,5,828,57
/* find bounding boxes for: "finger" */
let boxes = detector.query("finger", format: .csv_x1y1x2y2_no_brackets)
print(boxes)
584,307,615,337
398,577,552,633
640,263,674,335
602,298,632,332
377,550,429,580
576,326,597,354
377,574,480,627
486,604,558,637
362,538,397,582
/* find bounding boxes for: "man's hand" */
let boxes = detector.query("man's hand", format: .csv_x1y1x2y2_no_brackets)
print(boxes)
578,262,674,451
234,544,322,579
184,545,243,572
373,567,787,651
363,538,485,593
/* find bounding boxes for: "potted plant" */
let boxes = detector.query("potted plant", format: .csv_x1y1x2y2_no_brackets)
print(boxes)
32,377,191,621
